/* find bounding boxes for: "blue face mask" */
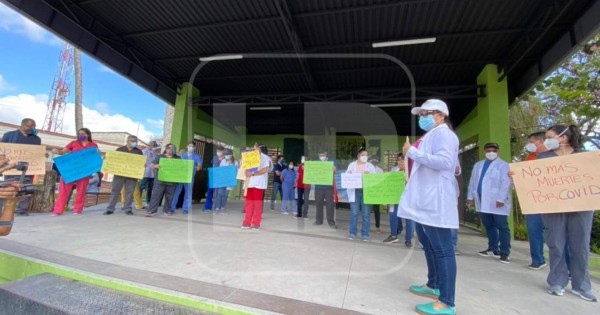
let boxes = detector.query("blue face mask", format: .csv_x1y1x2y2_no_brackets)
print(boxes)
130,141,137,148
418,115,436,131
30,128,38,136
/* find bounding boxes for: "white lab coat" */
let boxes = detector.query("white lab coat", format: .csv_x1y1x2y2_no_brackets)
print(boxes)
398,124,460,229
346,161,377,203
467,158,512,215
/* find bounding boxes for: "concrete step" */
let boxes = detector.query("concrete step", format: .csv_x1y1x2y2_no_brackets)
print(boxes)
0,273,214,315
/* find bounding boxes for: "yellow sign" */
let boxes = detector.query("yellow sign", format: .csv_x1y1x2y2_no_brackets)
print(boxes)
0,143,46,175
101,150,146,179
241,149,260,170
510,151,600,214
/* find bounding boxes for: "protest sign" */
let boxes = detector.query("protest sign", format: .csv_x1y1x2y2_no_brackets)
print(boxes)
101,150,146,179
53,148,103,183
209,165,238,188
363,172,405,204
509,151,600,214
0,143,46,175
341,172,363,189
157,158,193,183
237,166,248,180
241,150,260,171
303,161,334,185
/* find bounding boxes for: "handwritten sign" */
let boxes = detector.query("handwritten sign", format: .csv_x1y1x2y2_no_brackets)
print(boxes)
341,172,363,189
303,161,334,185
101,150,146,179
241,150,260,171
157,158,193,183
509,151,600,214
209,165,238,188
0,143,46,175
363,172,405,204
53,148,103,184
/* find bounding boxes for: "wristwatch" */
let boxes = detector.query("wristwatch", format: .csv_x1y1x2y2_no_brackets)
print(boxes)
251,172,256,176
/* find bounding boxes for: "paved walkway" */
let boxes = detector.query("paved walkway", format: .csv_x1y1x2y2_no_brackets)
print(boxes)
1,200,598,314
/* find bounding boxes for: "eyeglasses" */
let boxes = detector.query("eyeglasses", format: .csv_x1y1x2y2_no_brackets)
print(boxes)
418,110,440,117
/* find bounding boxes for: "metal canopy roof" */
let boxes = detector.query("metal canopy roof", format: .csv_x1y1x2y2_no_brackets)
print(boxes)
4,0,600,135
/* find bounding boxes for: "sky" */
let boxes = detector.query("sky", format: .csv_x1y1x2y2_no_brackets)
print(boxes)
0,3,166,143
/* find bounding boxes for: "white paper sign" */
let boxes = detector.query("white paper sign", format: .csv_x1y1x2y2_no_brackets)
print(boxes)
341,172,363,189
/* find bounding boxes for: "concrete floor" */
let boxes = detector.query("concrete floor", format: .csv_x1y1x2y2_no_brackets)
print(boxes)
2,200,599,315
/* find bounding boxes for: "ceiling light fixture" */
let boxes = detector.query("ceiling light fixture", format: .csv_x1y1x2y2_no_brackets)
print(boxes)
372,37,437,48
199,54,244,62
369,103,412,108
249,106,281,110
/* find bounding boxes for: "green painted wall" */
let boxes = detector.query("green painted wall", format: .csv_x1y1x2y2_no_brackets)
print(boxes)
0,252,254,315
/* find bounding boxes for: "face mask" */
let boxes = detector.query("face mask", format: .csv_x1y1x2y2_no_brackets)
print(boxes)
30,128,38,136
319,156,326,161
301,157,305,163
225,155,232,159
130,141,137,148
281,159,286,165
359,156,368,163
171,148,177,155
543,138,560,151
524,142,537,153
288,165,294,169
187,146,195,152
485,152,498,160
78,135,87,141
217,151,223,157
418,115,436,132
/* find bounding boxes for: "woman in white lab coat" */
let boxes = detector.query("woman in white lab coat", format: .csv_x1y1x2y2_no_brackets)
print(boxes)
346,148,377,241
399,99,459,315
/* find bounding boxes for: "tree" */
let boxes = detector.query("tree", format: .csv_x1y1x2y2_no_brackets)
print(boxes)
74,48,83,131
509,96,547,161
537,34,600,149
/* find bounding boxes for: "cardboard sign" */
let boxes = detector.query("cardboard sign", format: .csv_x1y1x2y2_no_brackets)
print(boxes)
208,165,238,188
509,151,600,214
363,172,405,204
341,172,363,189
236,166,248,180
241,150,260,171
157,158,193,183
303,161,334,185
101,150,146,179
0,143,46,175
53,147,103,184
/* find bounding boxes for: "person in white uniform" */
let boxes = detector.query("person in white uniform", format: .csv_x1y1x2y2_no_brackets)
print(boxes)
399,99,459,315
467,143,512,263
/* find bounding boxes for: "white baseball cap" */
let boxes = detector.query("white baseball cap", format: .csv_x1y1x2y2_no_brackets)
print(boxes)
410,99,449,116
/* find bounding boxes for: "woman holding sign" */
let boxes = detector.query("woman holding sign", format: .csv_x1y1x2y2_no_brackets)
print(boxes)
145,144,181,217
537,125,596,302
346,148,377,241
399,99,459,315
51,128,98,216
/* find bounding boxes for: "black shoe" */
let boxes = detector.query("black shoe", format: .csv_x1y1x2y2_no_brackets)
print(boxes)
405,240,414,248
125,211,134,215
478,249,500,257
103,211,114,215
383,236,399,244
313,222,323,225
499,254,510,264
527,262,547,270
16,212,29,216
329,224,337,229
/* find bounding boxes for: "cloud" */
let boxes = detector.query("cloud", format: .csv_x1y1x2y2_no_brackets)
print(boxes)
97,65,116,74
0,74,14,91
145,118,164,129
94,102,110,113
0,3,62,46
0,93,159,143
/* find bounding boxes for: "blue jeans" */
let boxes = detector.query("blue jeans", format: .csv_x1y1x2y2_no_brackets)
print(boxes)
204,188,214,210
270,181,282,209
415,223,457,307
214,187,229,210
480,212,511,255
349,189,371,240
526,214,545,264
451,229,458,247
390,205,414,241
281,185,295,213
172,181,194,212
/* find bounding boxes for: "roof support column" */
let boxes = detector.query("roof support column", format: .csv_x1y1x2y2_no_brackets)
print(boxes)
171,82,200,151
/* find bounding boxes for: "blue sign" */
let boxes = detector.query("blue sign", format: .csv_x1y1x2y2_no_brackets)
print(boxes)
53,147,103,184
208,165,238,188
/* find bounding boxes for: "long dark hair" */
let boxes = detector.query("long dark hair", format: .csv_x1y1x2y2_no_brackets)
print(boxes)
547,124,583,151
78,128,92,142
